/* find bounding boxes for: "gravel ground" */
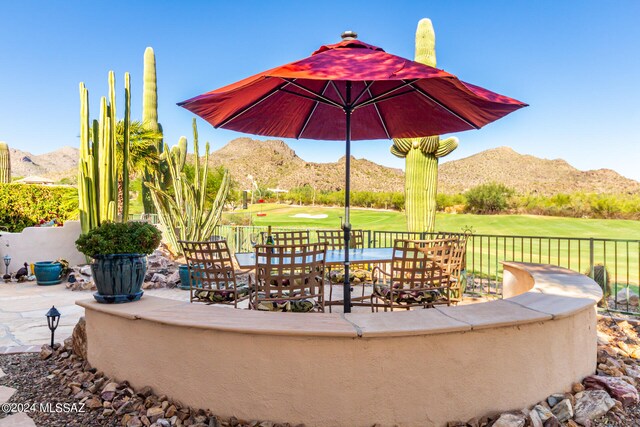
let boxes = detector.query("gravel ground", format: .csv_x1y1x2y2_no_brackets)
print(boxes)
0,353,117,426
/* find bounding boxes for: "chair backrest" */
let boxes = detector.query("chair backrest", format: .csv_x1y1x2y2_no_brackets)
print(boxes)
390,239,454,290
433,233,468,278
316,229,364,250
254,243,326,302
261,230,310,246
179,240,237,290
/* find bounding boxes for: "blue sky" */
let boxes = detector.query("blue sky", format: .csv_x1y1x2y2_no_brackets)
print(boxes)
1,1,639,181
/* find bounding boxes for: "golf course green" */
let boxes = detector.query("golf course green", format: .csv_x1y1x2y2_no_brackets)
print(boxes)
225,203,640,240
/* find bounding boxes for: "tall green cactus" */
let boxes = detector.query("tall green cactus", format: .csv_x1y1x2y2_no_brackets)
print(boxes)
146,119,230,255
78,71,130,233
141,47,162,215
0,142,11,184
391,18,459,232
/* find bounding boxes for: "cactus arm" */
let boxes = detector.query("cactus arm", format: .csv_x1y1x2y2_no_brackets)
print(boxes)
142,47,159,132
122,72,131,220
192,119,200,195
108,72,118,217
435,137,458,158
199,142,210,217
390,145,407,158
78,83,91,233
0,142,11,184
415,18,436,68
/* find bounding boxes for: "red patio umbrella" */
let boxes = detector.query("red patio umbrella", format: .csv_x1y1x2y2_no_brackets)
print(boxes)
178,32,527,313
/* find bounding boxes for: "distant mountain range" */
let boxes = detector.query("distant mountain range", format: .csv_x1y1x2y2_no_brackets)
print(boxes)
7,139,640,195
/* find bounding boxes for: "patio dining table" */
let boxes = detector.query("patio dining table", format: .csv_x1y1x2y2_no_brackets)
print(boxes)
234,247,394,269
234,247,394,310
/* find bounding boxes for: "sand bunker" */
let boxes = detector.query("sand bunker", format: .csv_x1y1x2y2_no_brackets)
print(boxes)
290,213,329,219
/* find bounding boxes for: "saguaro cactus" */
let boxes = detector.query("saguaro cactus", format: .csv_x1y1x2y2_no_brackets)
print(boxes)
0,142,11,183
141,47,162,215
146,119,230,255
391,18,459,232
78,71,130,233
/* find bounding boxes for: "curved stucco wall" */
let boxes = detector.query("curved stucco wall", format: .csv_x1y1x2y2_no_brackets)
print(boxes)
0,220,85,268
79,262,602,427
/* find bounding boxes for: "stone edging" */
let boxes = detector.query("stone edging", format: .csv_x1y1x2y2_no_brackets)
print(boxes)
0,345,40,354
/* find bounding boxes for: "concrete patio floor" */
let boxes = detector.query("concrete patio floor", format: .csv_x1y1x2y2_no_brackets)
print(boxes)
0,280,382,348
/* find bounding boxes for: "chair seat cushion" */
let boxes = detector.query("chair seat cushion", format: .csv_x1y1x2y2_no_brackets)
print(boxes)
255,299,316,313
193,285,250,303
328,267,372,284
373,283,447,304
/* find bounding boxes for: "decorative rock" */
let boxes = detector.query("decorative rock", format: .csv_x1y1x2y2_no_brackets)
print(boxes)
85,397,103,409
137,385,153,398
165,404,177,418
492,413,525,427
100,381,118,402
166,270,180,288
542,417,560,427
574,390,616,425
147,406,165,423
528,410,543,427
151,273,167,284
550,399,573,422
39,344,53,360
583,374,639,406
127,416,143,427
80,265,92,276
532,405,554,422
546,394,566,408
615,288,639,306
71,317,87,360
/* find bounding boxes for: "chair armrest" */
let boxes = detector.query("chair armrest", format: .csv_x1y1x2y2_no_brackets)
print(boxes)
371,266,390,284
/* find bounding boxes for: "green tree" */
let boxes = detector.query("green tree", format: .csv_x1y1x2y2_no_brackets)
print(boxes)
114,120,162,178
465,183,514,213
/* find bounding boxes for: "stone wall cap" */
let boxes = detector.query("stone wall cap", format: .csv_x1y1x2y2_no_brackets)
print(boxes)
77,262,601,338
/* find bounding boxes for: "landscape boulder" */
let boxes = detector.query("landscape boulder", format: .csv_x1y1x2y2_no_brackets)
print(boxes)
573,390,616,425
583,374,639,406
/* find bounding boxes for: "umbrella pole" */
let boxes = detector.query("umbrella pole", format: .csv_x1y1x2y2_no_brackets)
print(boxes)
343,81,352,314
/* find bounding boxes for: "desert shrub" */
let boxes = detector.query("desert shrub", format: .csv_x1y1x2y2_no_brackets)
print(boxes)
464,182,514,213
436,193,466,211
509,192,640,219
0,183,78,232
75,221,162,257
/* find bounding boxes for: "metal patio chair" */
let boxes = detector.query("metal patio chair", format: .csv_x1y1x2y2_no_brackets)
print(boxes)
371,238,455,311
179,240,252,308
251,243,327,313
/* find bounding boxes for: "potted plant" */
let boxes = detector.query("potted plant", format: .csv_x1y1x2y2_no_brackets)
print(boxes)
34,258,69,286
75,221,162,303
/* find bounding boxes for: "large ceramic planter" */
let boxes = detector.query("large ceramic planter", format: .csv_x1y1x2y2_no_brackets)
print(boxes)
34,261,63,286
91,253,147,303
178,264,203,290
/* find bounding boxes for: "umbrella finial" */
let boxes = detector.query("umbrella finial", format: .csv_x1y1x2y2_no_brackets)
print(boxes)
341,31,358,41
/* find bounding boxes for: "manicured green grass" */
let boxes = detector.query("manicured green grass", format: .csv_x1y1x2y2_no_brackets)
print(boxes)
225,204,640,240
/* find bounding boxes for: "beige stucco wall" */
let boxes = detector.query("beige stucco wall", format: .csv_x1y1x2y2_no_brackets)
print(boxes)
80,263,601,427
0,220,85,268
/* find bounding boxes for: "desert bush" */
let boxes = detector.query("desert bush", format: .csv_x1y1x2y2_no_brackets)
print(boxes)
0,183,78,232
464,182,514,213
436,193,466,210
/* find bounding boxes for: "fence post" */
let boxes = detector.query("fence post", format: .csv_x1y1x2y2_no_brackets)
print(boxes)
589,238,595,278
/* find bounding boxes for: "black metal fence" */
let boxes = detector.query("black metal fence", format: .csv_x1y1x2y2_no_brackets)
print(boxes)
215,225,640,313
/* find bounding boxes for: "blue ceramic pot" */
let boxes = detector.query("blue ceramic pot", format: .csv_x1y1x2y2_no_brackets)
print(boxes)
34,261,63,286
91,254,146,303
178,264,203,290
